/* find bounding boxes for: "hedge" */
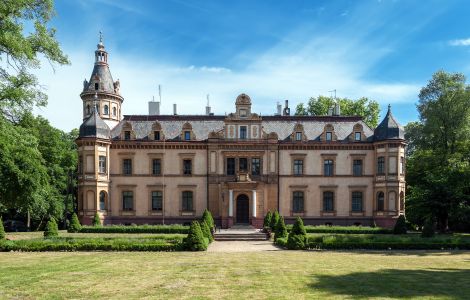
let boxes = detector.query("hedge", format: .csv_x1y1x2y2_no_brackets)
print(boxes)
286,225,392,234
78,224,189,234
0,237,185,252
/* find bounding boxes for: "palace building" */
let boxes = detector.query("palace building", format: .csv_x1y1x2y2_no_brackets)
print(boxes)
77,39,406,228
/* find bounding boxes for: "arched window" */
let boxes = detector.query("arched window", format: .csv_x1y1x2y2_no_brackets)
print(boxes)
182,191,193,211
293,191,304,212
113,107,117,116
99,191,106,210
377,192,385,211
104,105,109,115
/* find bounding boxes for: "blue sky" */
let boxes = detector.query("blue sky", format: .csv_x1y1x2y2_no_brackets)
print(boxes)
34,0,470,131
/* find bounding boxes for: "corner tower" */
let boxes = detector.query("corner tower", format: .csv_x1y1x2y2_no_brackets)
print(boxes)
80,33,123,129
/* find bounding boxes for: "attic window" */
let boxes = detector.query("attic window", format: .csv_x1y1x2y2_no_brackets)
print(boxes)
295,132,302,141
184,131,191,141
124,131,131,140
355,132,361,141
154,131,160,141
326,132,332,141
95,83,99,90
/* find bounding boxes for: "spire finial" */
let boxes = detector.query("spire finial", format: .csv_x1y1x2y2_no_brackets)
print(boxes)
388,104,391,113
99,31,103,44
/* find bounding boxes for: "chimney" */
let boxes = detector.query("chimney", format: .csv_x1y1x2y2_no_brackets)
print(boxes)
205,94,211,115
149,99,160,115
328,107,334,116
283,100,290,116
173,103,177,115
275,102,282,116
333,102,340,116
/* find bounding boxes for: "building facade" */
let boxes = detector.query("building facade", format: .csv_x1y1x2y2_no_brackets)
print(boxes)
77,40,406,228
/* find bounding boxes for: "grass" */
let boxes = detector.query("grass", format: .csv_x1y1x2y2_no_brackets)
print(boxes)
6,231,186,240
0,251,469,299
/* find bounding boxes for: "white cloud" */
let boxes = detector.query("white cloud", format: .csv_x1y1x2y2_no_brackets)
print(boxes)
449,38,470,46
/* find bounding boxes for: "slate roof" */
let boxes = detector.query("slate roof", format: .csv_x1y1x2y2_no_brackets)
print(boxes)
83,63,115,93
79,107,111,139
110,115,374,142
374,105,405,141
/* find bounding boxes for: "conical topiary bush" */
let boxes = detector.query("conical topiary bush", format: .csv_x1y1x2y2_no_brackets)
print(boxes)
44,217,59,238
68,213,82,233
186,221,208,251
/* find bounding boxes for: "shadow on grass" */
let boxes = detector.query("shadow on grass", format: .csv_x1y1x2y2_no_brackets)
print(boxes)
310,268,470,299
317,250,470,257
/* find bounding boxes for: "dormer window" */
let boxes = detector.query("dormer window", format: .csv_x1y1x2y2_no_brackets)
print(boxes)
295,132,302,141
154,131,160,141
184,131,191,141
240,126,247,139
124,131,131,140
326,132,332,141
355,132,361,141
94,83,99,90
104,105,109,115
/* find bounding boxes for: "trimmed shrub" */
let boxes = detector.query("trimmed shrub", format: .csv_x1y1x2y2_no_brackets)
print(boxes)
44,218,59,238
393,215,407,235
68,213,82,233
186,221,208,251
202,209,215,231
274,216,288,241
79,224,189,234
0,217,5,240
270,211,280,231
286,225,392,234
422,218,435,238
275,237,287,248
291,217,307,235
287,217,307,250
200,220,213,242
92,213,101,227
264,211,272,229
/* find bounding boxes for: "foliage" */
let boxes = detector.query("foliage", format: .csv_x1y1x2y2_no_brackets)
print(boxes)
199,220,213,242
263,211,272,229
287,217,307,249
274,216,287,241
294,96,380,128
285,225,392,234
421,218,435,238
43,217,58,238
270,211,279,231
68,213,81,233
275,237,287,248
185,221,208,251
79,224,189,234
0,217,5,239
393,215,407,235
202,209,214,231
92,213,101,227
290,217,307,235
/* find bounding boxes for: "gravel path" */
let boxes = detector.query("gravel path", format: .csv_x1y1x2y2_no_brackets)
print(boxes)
207,240,281,252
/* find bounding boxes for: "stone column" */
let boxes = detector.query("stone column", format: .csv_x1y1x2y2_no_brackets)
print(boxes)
252,190,257,217
229,189,233,217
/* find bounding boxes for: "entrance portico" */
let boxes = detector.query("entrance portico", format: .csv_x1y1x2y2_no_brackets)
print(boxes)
222,181,263,228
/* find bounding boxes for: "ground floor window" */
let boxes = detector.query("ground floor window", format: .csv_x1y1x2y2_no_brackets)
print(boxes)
151,191,162,211
351,191,363,212
182,191,193,211
377,192,385,211
323,191,334,212
122,191,133,211
293,191,304,212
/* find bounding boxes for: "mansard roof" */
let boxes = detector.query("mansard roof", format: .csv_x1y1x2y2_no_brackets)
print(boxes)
79,107,111,139
110,115,374,142
374,105,405,141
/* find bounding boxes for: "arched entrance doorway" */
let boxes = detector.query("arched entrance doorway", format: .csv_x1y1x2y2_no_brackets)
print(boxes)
236,194,249,224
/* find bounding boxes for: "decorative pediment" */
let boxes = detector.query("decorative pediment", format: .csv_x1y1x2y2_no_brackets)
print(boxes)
321,124,338,141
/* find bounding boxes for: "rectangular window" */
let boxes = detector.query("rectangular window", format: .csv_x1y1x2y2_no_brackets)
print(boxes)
182,191,193,211
226,158,235,175
239,158,248,172
183,159,192,175
124,131,131,140
324,159,334,176
251,158,261,175
123,159,132,175
400,156,405,174
355,132,361,141
326,132,332,141
152,159,161,175
323,191,334,212
295,132,302,141
389,156,397,174
78,156,83,174
98,155,106,174
154,131,160,141
293,191,304,213
293,159,303,175
352,192,363,212
353,159,362,176
377,157,385,174
184,131,191,141
240,126,247,139
151,191,162,211
122,191,133,211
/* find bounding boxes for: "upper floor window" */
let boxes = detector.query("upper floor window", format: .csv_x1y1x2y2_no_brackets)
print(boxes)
151,191,163,211
124,131,131,141
183,159,192,175
98,155,106,174
377,192,385,211
355,132,361,141
104,105,109,115
94,83,99,90
377,157,385,174
295,132,302,141
184,131,191,141
240,126,247,139
226,158,235,175
353,159,362,176
326,132,332,141
251,158,261,176
293,159,303,175
152,159,161,175
78,156,83,174
154,131,160,141
400,156,405,174
352,191,363,212
86,105,91,114
293,191,304,213
122,191,133,211
239,158,248,172
323,191,334,212
324,159,334,176
113,107,117,116
123,159,132,175
182,191,193,211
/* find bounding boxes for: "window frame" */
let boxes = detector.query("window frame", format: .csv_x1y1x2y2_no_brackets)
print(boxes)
154,131,160,141
351,191,363,212
151,191,163,211
123,159,132,175
239,126,247,139
124,131,131,141
324,159,334,177
152,158,161,175
293,159,303,176
182,191,193,211
292,191,304,213
251,157,261,176
239,157,248,172
377,156,385,175
295,132,302,141
183,159,192,175
226,157,236,175
323,191,335,212
184,131,191,141
122,191,134,211
353,159,363,176
325,131,332,141
377,192,385,211
354,132,361,141
98,155,107,174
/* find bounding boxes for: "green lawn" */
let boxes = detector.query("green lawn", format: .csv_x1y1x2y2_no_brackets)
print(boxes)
6,231,186,240
1,251,469,299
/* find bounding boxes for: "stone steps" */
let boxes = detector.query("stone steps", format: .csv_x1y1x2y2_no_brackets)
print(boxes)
214,232,268,241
